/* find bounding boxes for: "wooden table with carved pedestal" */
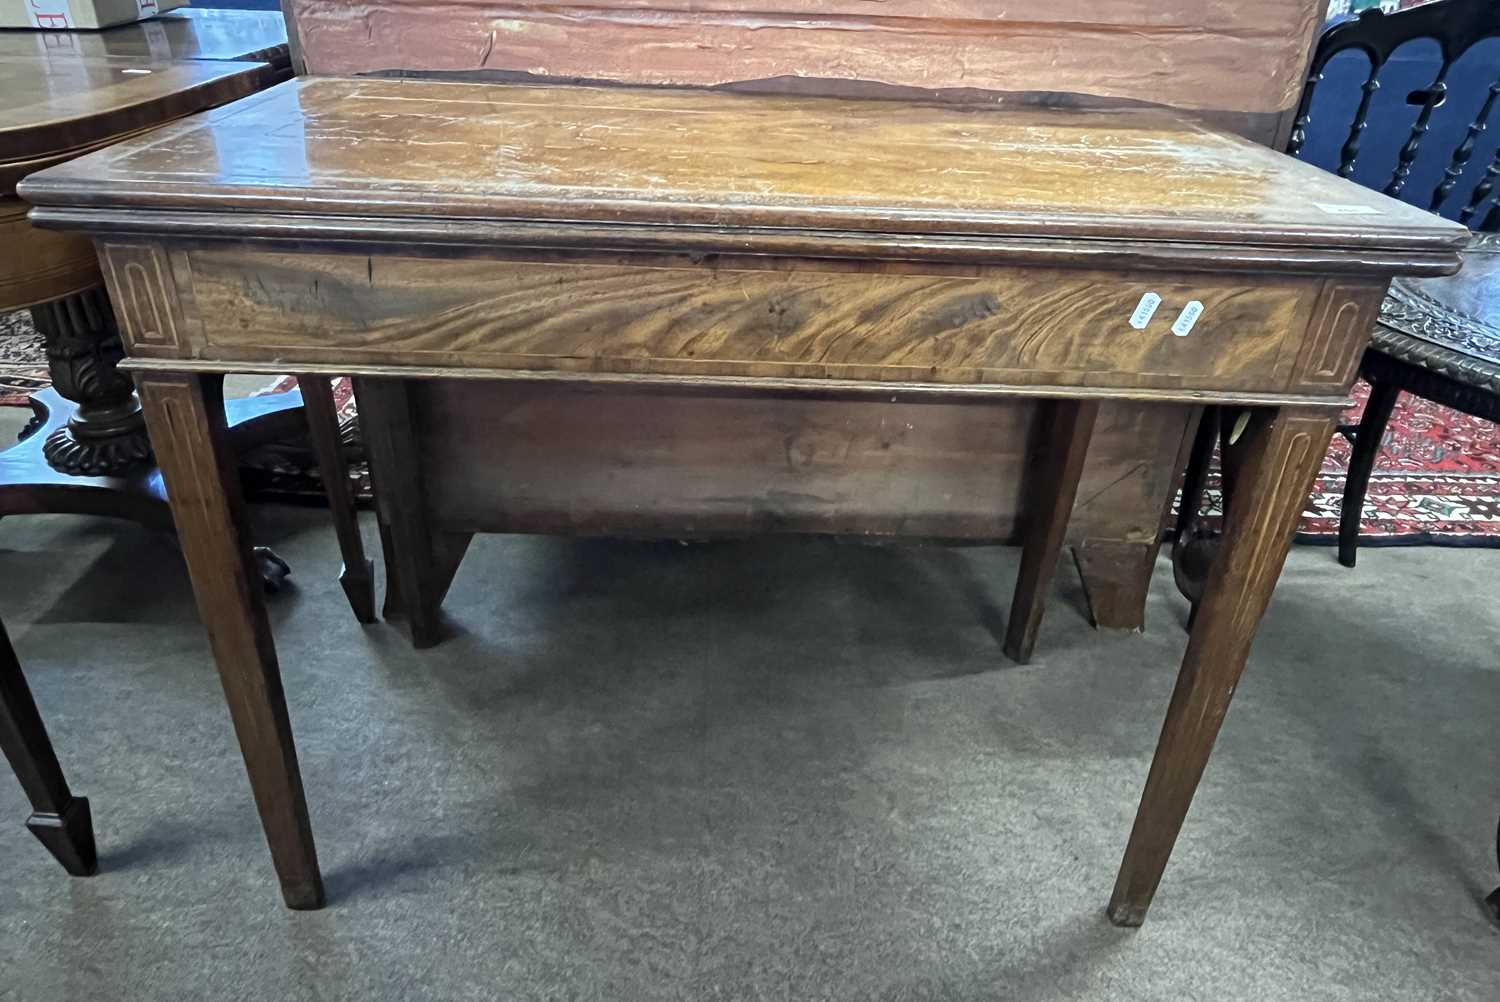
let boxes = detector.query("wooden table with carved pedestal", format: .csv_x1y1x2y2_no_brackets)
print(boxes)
0,8,373,614
20,78,1468,921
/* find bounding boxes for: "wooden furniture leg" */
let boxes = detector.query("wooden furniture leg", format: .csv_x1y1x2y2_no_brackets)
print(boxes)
1108,407,1337,926
136,373,324,910
1003,399,1099,663
1173,406,1220,544
1338,374,1400,569
1486,816,1500,922
0,616,97,876
352,377,444,648
295,374,376,623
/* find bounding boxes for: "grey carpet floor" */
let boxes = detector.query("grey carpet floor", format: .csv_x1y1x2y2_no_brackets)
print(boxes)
0,498,1496,1000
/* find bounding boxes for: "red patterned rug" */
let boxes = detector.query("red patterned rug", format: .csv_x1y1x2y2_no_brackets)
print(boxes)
3,311,1498,541
1199,381,1500,546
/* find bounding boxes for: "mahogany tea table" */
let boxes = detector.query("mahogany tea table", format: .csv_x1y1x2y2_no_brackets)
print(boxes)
19,77,1468,921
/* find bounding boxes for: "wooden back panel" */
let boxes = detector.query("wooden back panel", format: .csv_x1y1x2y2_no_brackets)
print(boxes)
284,1,1326,130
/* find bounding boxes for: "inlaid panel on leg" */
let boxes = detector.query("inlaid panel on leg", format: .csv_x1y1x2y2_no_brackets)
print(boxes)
1108,407,1338,926
137,373,324,909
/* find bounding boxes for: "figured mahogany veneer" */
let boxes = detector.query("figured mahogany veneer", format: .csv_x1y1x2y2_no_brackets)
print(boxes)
20,76,1468,922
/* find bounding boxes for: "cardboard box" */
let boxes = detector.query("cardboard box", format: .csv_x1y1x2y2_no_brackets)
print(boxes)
0,0,184,31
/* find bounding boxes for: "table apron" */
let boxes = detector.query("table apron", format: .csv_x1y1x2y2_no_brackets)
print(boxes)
98,240,1383,403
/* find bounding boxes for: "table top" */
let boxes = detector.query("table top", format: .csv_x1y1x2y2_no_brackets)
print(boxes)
1,58,276,171
20,77,1468,274
0,8,288,66
1377,233,1500,385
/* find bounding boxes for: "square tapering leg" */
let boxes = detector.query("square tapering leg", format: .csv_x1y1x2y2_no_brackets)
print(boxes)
137,373,325,910
296,374,377,624
1004,399,1099,664
0,617,97,876
1108,407,1337,926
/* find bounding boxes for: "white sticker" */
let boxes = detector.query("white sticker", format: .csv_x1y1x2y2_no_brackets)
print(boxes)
1129,292,1162,330
25,0,72,29
1313,202,1381,216
1172,301,1205,337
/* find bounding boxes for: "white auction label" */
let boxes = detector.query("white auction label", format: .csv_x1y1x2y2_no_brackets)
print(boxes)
1313,202,1381,216
25,0,72,29
1129,292,1162,330
1172,301,1205,337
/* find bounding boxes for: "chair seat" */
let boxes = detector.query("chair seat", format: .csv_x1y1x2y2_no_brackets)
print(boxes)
1372,232,1500,398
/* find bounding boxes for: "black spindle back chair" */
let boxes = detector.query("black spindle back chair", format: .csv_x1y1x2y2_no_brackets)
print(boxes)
1289,0,1500,228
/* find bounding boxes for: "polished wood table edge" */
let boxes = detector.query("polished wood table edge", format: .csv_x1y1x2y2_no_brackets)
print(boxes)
3,82,288,193
0,60,284,168
16,77,1468,262
21,208,1466,278
117,357,1354,410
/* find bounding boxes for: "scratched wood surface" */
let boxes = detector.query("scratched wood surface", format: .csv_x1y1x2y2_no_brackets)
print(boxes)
21,78,1464,260
285,0,1322,118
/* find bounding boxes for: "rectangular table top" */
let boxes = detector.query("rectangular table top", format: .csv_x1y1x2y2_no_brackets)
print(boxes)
20,76,1468,270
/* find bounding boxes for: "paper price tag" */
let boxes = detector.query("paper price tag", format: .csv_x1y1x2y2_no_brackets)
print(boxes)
1313,203,1380,216
1129,292,1162,330
1172,301,1204,337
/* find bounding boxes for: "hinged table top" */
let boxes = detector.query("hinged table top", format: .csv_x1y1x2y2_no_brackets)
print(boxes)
21,76,1468,273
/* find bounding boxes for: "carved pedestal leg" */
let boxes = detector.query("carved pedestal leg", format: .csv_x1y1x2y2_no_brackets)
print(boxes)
29,287,152,476
138,373,324,910
0,616,97,876
296,374,376,623
1108,407,1337,926
1004,399,1099,664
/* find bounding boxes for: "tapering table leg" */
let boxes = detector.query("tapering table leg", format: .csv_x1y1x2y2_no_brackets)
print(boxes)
353,377,449,648
296,374,376,624
137,373,324,910
1004,399,1099,664
1108,407,1337,926
0,616,96,876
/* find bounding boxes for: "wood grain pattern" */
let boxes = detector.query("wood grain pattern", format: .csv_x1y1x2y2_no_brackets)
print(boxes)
286,0,1321,116
136,373,324,910
0,196,97,311
1108,407,1339,926
165,246,1326,395
20,79,1467,264
0,58,278,170
407,385,1192,552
